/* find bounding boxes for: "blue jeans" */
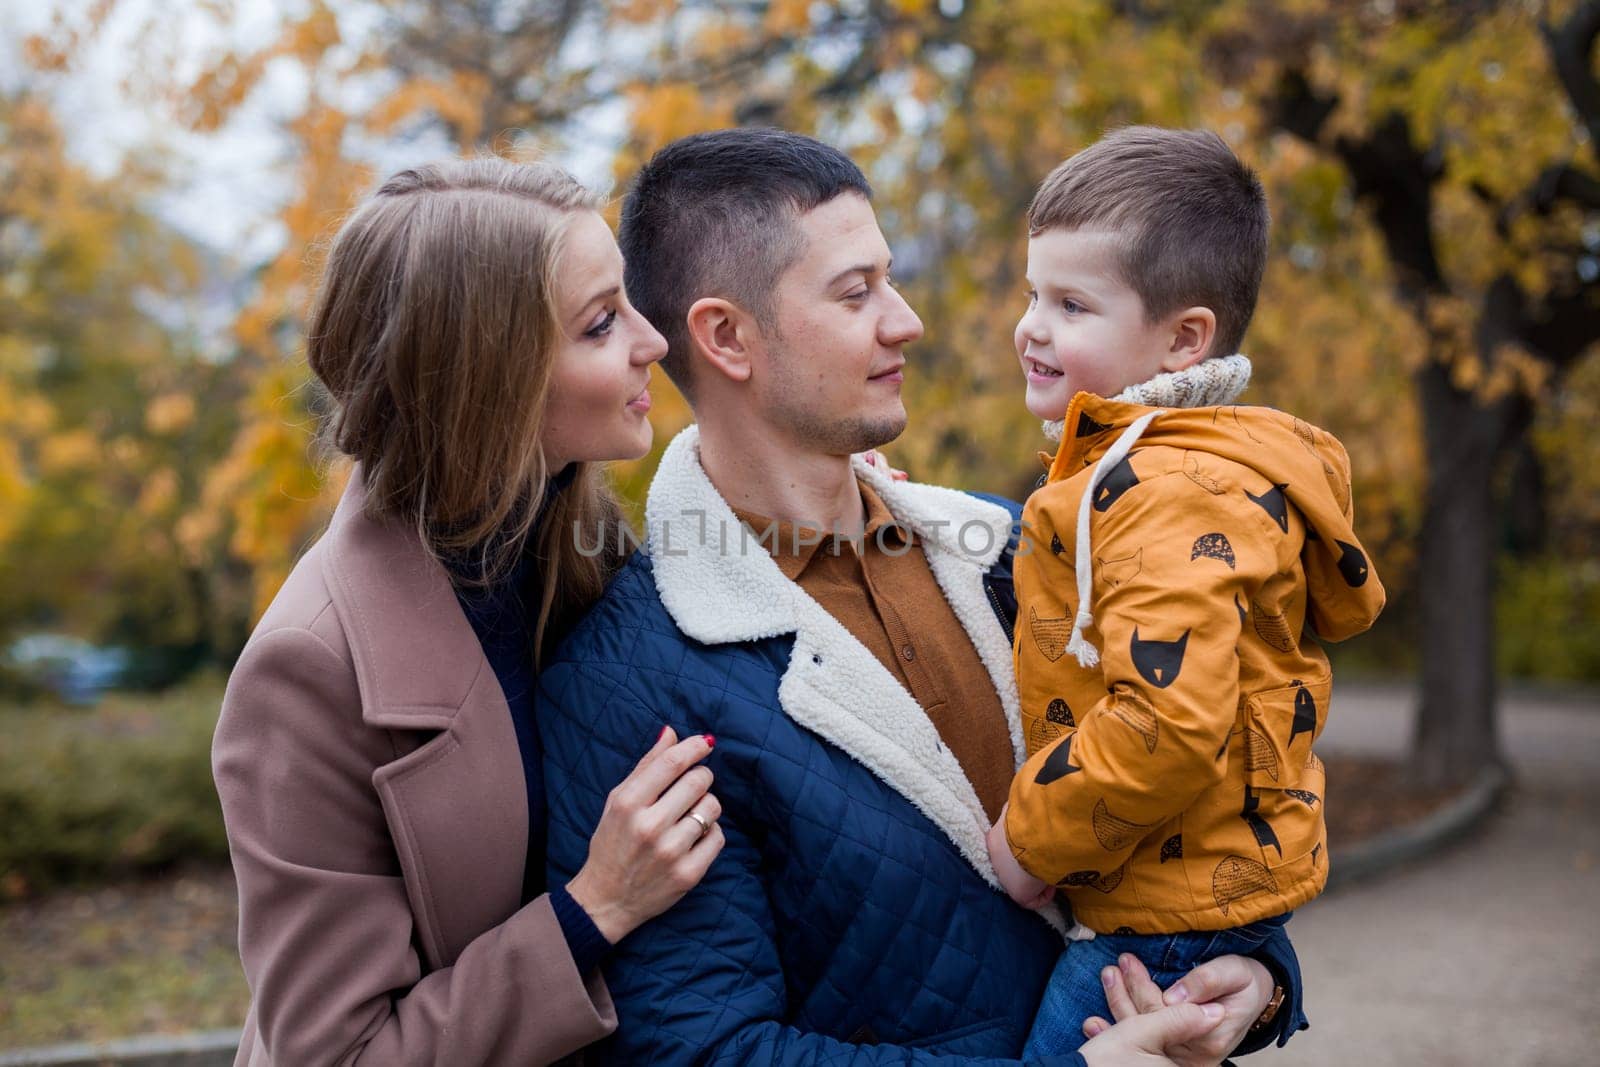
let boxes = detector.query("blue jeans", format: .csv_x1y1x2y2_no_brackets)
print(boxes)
1023,912,1294,1056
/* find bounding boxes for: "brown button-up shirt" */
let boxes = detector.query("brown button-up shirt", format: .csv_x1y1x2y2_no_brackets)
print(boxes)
732,481,1015,820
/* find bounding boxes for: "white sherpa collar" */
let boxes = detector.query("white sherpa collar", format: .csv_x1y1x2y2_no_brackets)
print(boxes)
1042,353,1253,442
645,424,1045,913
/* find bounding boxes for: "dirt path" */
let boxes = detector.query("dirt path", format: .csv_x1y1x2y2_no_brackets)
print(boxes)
1284,683,1600,1066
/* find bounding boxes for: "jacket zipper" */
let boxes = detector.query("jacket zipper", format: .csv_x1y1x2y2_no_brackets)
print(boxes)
985,578,1015,645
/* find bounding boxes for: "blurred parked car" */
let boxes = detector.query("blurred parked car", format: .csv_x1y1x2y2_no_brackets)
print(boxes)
3,634,132,705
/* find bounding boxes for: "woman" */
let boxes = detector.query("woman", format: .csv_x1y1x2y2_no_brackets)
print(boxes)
213,156,1254,1066
213,158,723,1065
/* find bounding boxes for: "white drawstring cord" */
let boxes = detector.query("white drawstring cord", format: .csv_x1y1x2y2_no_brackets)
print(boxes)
1065,410,1165,668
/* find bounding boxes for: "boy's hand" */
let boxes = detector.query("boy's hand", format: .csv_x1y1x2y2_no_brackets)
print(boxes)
986,806,1055,909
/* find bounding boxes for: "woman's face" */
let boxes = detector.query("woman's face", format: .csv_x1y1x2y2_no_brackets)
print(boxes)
542,211,669,469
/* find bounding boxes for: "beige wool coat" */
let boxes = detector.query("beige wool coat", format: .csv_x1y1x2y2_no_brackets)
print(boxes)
212,469,616,1066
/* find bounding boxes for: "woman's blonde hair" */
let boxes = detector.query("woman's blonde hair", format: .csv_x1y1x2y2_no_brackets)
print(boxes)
307,157,625,659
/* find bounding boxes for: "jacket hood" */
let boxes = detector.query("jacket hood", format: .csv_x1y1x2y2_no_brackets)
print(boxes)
1051,392,1385,642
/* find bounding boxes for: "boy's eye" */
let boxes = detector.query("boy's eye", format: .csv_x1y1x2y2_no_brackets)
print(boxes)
1062,299,1084,315
1025,290,1037,306
584,308,618,339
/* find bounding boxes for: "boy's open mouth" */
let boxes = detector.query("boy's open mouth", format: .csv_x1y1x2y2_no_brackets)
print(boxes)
1027,358,1063,378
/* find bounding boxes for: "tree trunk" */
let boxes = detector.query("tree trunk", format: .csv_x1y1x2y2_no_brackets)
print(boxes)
1411,361,1509,788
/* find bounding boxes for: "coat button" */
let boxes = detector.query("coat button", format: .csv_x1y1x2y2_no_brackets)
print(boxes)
902,645,916,662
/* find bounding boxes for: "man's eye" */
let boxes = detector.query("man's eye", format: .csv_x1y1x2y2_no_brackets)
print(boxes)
584,308,617,338
845,288,869,302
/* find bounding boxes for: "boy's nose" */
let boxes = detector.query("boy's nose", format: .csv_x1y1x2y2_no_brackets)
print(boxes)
1017,308,1049,346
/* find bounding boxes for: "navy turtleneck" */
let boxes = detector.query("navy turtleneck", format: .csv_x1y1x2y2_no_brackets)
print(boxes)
451,463,608,973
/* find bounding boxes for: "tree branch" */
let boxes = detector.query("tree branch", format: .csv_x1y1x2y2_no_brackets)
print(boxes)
1540,0,1600,160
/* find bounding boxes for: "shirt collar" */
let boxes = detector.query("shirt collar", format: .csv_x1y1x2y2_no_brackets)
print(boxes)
731,478,912,581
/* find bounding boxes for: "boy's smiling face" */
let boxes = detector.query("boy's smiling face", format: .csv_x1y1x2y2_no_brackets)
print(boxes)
1014,228,1210,421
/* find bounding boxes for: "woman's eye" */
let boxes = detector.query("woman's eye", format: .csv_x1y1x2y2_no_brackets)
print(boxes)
584,308,618,338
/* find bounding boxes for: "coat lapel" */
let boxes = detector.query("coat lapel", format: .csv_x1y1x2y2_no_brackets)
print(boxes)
646,427,1026,893
319,470,528,970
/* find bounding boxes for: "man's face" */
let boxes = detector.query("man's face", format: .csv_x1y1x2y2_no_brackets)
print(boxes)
754,193,923,455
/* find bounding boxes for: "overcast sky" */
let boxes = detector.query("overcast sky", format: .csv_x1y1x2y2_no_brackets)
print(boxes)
3,0,625,266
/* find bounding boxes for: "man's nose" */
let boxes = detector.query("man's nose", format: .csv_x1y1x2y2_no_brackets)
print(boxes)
880,286,924,346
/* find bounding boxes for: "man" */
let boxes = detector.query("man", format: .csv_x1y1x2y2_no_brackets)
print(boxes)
538,128,1302,1065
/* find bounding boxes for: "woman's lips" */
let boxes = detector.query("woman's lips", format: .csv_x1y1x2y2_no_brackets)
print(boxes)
627,386,651,413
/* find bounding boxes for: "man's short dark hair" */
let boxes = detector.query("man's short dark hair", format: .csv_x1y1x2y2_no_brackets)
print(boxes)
1027,126,1270,358
619,128,872,401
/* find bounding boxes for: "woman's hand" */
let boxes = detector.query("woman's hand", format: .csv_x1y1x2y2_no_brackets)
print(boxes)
565,727,724,943
1082,953,1277,1067
861,449,909,481
1077,1001,1227,1066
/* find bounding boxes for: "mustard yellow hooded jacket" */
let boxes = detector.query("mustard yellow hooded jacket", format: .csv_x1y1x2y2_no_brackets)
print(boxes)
1006,393,1385,934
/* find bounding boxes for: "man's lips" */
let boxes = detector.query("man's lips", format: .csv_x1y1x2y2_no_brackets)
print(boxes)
868,361,905,383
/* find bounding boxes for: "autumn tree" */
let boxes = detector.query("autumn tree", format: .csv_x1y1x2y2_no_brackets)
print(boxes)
27,0,1595,783
0,90,241,677
576,0,1598,787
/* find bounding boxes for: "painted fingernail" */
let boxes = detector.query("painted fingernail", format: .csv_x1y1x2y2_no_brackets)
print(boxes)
1166,983,1190,1004
703,734,715,747
657,725,668,742
1201,1002,1224,1020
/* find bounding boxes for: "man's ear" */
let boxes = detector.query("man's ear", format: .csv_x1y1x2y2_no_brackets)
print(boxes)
686,297,758,384
1160,306,1217,373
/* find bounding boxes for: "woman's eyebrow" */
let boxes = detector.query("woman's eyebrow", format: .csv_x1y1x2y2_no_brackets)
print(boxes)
569,284,621,325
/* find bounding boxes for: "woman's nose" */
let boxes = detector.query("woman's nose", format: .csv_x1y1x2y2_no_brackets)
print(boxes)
634,318,669,364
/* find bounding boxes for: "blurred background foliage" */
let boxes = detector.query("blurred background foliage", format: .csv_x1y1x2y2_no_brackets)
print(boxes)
2,0,1597,892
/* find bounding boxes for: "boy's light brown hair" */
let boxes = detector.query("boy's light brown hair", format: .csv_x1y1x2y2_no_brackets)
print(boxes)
1027,126,1269,358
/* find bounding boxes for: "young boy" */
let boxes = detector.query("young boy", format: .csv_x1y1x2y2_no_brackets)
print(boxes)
983,126,1387,1055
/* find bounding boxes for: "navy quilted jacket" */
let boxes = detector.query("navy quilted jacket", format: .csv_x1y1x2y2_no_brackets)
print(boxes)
538,428,1304,1065
539,555,1092,1065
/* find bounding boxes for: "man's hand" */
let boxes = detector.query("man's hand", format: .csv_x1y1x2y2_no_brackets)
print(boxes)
985,806,1054,909
1077,1001,1227,1066
1081,954,1276,1067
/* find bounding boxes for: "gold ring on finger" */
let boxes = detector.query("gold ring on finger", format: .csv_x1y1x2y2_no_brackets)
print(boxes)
687,811,711,838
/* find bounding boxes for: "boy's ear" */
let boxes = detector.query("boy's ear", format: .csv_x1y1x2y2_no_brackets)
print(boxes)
1160,306,1217,373
685,297,758,384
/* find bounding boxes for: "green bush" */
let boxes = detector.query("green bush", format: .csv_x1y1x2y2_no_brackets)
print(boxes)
0,675,229,898
1496,556,1600,682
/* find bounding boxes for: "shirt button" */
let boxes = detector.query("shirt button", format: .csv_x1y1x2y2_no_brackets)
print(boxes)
902,645,916,662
